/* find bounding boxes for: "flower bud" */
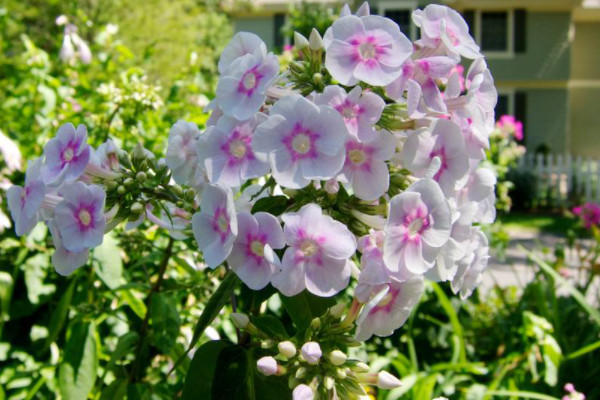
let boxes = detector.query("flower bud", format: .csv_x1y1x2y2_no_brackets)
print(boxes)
105,180,118,191
309,28,323,51
329,303,345,319
349,361,370,373
184,188,196,201
292,384,314,400
336,368,347,380
323,178,339,195
376,371,402,389
124,177,135,187
136,171,147,182
261,339,275,349
301,342,322,365
310,318,321,331
295,366,307,379
329,350,347,366
324,376,335,390
133,142,146,161
231,313,249,329
117,185,126,195
313,73,323,85
257,356,278,376
118,150,132,169
278,341,297,358
130,202,144,214
172,184,183,196
294,32,309,50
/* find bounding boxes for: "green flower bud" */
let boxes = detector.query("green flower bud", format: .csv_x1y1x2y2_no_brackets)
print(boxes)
131,202,144,214
124,177,135,187
329,350,347,366
278,341,297,358
136,171,147,182
184,188,196,201
117,185,126,195
313,73,323,84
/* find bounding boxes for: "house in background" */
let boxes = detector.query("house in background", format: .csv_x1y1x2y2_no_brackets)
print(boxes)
230,0,600,157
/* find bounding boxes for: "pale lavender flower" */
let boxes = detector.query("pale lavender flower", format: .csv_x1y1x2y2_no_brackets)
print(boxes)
257,356,278,376
314,85,385,141
218,32,267,74
271,204,356,297
197,114,269,188
48,219,89,276
253,94,348,189
412,5,481,60
301,342,322,364
386,56,456,117
192,184,238,268
227,211,285,290
324,15,412,86
6,158,46,236
42,123,91,186
451,227,489,299
355,278,424,341
338,131,395,201
54,181,106,253
216,50,279,121
60,24,92,64
401,119,469,196
357,230,395,286
293,384,314,400
166,120,205,187
455,167,497,223
384,179,451,276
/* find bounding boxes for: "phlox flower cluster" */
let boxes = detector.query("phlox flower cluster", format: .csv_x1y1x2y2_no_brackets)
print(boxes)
573,202,600,230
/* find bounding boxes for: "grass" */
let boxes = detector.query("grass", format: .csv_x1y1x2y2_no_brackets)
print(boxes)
499,212,578,236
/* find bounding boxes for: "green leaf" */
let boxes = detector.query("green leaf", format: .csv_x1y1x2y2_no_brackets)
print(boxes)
120,289,147,320
280,290,335,331
93,233,123,290
100,378,127,400
58,321,98,400
150,293,180,348
431,282,467,363
182,341,230,400
0,271,13,317
108,332,140,369
23,253,55,304
522,247,600,327
251,315,289,339
485,390,560,400
566,339,600,360
251,196,290,216
42,279,76,351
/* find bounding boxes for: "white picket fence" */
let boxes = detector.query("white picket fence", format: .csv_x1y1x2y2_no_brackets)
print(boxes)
516,153,600,206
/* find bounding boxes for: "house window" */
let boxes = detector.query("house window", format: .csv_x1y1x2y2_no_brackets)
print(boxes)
378,1,417,40
474,10,514,57
495,91,515,120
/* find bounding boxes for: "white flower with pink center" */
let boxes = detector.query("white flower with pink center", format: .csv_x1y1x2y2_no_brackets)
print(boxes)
227,211,285,290
384,179,451,276
166,120,205,187
338,131,395,201
324,15,412,86
6,158,46,236
218,32,267,74
455,167,497,224
402,119,469,196
314,85,385,141
215,48,279,121
48,219,89,276
355,278,424,341
53,181,106,253
271,204,356,297
451,227,489,299
197,114,269,188
357,230,395,286
42,123,91,186
386,56,456,117
192,184,238,269
412,4,481,60
253,94,348,189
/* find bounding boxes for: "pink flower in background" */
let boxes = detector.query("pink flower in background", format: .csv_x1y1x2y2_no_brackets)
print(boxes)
272,204,356,297
338,130,395,201
413,4,481,59
573,202,600,229
314,85,385,141
497,115,524,141
324,15,412,86
197,114,269,188
42,123,91,186
252,94,348,189
192,184,238,268
6,158,46,236
53,181,106,253
384,179,451,276
228,211,285,290
355,278,424,341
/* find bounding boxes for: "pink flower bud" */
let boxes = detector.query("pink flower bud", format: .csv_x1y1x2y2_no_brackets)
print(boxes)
293,384,314,400
377,371,402,389
256,356,278,376
301,342,322,365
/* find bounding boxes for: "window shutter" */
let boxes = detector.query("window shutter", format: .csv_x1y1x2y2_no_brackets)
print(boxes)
463,10,475,36
274,13,285,49
514,9,526,53
514,91,527,143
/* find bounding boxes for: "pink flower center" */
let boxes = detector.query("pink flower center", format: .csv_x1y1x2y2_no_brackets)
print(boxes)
371,286,400,314
401,205,430,242
345,141,373,171
300,239,318,257
283,124,320,161
212,207,230,242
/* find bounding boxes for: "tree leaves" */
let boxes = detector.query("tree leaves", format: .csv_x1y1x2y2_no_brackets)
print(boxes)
58,321,98,400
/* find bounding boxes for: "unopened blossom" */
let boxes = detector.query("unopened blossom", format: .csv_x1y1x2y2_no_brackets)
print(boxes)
197,114,269,188
257,356,278,376
91,139,120,171
339,130,395,201
301,342,322,364
384,179,451,276
215,49,279,121
402,119,469,196
60,23,92,64
412,4,481,60
253,94,348,189
386,56,456,117
451,228,489,299
271,204,356,297
54,182,106,253
166,120,205,187
293,384,314,400
48,219,89,276
192,184,238,268
6,158,46,236
355,278,424,341
227,211,285,290
324,15,412,86
377,371,403,389
314,85,385,141
42,123,91,186
278,341,297,358
218,32,267,74
455,167,497,223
